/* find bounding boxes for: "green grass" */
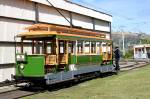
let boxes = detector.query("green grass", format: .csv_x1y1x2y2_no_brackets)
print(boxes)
22,64,150,99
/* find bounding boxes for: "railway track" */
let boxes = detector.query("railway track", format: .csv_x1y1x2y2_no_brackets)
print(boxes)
0,87,45,99
0,62,149,99
120,62,149,71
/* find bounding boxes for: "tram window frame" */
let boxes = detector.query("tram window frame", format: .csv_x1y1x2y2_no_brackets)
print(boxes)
77,41,83,54
135,48,138,54
146,47,150,53
46,41,52,54
91,42,96,54
138,48,141,54
84,41,90,54
142,48,145,53
107,43,111,54
31,41,43,54
20,40,32,54
59,41,65,54
68,41,74,54
101,42,107,53
96,42,101,54
19,40,43,55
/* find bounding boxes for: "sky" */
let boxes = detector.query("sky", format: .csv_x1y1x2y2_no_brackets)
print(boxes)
72,0,150,34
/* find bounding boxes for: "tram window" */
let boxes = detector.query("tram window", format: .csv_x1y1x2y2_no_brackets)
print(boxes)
23,46,32,54
146,47,150,53
19,40,32,54
85,42,90,54
59,41,64,53
96,42,101,54
91,42,96,53
33,41,43,54
16,42,23,53
77,41,83,54
135,48,138,54
138,49,141,54
108,46,111,54
142,48,145,53
46,42,52,54
40,46,43,54
68,41,74,54
16,46,21,53
101,42,107,53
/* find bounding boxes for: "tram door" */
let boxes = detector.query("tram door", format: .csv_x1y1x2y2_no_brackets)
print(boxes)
58,41,68,65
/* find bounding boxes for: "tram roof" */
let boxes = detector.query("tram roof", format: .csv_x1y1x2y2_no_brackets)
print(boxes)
134,44,150,48
17,24,112,42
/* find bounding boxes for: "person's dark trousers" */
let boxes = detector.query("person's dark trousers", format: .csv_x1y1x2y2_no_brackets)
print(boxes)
115,58,120,70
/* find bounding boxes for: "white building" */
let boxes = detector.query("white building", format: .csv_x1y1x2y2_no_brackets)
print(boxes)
134,44,150,59
0,0,112,82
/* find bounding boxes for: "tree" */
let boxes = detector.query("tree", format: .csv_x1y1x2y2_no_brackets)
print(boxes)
124,48,134,59
140,38,150,44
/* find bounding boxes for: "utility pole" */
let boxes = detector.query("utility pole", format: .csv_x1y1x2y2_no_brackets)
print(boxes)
121,30,125,56
119,26,126,56
138,33,142,44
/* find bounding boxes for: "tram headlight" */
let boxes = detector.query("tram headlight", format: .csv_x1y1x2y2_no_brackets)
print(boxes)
20,64,24,70
16,54,26,62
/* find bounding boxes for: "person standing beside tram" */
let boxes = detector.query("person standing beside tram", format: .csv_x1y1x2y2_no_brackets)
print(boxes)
114,47,121,71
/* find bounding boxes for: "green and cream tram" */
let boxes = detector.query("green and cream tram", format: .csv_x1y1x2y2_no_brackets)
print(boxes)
14,24,114,85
